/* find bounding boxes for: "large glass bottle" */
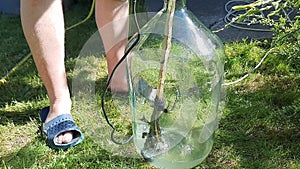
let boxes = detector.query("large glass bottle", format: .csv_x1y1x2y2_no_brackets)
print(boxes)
128,0,225,168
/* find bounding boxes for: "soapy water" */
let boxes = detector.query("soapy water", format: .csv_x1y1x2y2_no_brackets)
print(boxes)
135,124,215,169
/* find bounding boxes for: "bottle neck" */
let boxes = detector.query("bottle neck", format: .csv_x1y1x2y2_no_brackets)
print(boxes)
163,0,186,10
176,0,186,9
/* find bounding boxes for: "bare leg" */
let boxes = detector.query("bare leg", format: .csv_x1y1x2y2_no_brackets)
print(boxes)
95,0,129,92
21,0,72,143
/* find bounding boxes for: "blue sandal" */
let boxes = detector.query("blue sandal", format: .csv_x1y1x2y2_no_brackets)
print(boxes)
40,107,84,149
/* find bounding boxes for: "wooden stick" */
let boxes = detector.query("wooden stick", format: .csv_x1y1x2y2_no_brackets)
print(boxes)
157,0,176,100
146,0,177,144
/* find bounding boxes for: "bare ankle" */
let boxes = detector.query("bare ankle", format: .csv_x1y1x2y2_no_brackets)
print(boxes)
46,98,72,123
51,98,72,113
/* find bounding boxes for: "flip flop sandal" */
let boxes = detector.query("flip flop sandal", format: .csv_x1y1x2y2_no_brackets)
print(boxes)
40,107,84,149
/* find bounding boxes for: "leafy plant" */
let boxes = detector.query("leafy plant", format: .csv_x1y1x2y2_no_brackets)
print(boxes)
231,0,300,74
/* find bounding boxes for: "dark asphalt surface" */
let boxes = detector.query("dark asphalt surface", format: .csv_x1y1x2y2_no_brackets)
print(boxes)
146,0,273,42
0,0,273,42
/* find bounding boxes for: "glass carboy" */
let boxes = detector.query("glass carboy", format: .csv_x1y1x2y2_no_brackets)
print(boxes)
127,0,225,168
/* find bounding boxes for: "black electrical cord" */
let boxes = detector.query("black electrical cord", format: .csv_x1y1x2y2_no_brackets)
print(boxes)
101,0,141,145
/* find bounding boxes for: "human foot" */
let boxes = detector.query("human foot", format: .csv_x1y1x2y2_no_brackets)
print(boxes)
40,102,84,149
108,62,129,93
45,100,73,144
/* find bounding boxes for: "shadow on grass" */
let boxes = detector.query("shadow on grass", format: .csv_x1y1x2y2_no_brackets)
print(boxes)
0,136,151,169
204,75,300,168
0,137,43,169
0,109,40,126
0,58,48,125
0,59,46,104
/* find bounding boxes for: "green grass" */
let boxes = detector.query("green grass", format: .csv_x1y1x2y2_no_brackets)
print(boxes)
1,1,300,169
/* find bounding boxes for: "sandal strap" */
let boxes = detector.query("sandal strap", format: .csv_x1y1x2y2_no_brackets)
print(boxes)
44,114,74,132
40,108,84,149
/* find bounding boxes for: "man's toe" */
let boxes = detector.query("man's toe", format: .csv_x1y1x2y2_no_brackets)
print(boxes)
62,132,73,144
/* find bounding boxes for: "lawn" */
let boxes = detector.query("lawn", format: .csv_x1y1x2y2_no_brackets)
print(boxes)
1,1,300,169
